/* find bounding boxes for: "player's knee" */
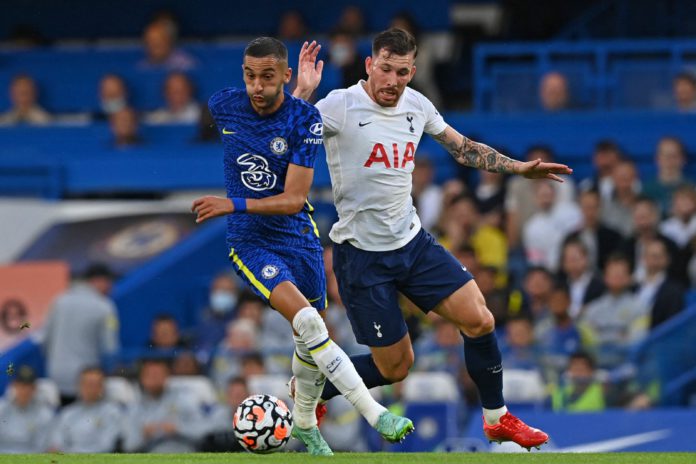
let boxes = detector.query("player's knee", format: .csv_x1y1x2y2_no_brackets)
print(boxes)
292,307,328,345
460,309,495,338
377,349,413,382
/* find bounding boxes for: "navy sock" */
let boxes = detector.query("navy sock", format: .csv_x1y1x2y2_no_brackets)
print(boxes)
462,331,505,409
321,354,390,401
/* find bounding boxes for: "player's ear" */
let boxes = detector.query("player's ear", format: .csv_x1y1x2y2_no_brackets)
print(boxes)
365,56,372,76
409,64,417,81
284,66,292,84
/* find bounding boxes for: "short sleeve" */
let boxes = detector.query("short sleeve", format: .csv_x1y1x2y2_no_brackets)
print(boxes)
315,90,346,136
290,105,324,168
420,94,447,135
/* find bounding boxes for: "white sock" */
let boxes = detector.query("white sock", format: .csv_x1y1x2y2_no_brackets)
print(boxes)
293,307,387,426
483,405,508,425
291,335,326,429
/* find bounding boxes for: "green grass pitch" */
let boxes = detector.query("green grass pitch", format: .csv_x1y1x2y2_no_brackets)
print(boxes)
1,453,694,464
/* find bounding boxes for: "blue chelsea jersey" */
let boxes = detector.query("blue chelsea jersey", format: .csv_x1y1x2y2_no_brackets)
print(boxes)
208,88,324,250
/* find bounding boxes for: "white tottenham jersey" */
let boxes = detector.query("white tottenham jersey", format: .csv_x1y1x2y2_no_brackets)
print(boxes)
316,81,447,251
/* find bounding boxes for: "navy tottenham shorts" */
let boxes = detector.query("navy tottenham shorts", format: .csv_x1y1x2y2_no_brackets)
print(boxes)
333,228,473,347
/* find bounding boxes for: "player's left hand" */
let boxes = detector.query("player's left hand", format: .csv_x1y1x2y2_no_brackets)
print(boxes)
517,158,573,182
191,195,233,223
295,40,324,95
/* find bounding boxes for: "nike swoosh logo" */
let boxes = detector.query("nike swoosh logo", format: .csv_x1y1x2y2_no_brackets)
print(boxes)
557,429,671,452
358,121,372,127
222,128,235,135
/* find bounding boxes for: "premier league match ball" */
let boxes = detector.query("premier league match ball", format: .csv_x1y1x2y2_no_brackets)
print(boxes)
233,394,293,453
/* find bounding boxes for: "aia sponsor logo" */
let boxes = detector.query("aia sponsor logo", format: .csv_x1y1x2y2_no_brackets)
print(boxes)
364,142,415,168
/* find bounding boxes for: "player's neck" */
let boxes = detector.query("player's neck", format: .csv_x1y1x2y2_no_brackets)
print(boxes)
251,92,285,116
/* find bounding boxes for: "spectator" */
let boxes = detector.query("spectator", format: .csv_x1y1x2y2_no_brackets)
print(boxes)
328,29,366,89
172,352,202,376
48,367,123,453
523,180,582,271
660,185,696,249
390,13,443,106
192,273,240,360
414,314,464,374
336,5,366,36
440,194,508,277
145,73,200,125
636,238,685,329
474,170,506,217
551,352,606,412
601,160,641,238
138,19,196,71
0,74,51,126
200,377,248,452
579,140,623,202
0,366,54,453
478,265,528,328
148,314,189,352
240,352,266,379
523,266,555,319
505,145,576,248
673,71,696,112
620,197,682,283
643,137,692,215
535,283,587,375
411,157,443,233
210,318,259,391
563,189,623,271
94,74,129,121
500,317,540,370
539,71,570,111
43,263,119,406
277,10,308,41
109,107,143,148
581,254,650,368
559,239,605,318
123,358,207,452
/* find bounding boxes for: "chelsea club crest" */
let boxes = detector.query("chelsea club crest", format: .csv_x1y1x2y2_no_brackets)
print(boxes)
262,265,279,279
270,137,288,155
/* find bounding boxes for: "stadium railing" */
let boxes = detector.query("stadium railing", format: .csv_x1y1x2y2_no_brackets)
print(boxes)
474,39,696,112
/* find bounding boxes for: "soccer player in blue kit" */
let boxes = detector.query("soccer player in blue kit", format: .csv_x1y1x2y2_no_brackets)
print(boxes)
293,30,570,450
192,37,413,456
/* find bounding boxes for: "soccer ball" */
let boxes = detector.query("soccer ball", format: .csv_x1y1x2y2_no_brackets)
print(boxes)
233,394,293,453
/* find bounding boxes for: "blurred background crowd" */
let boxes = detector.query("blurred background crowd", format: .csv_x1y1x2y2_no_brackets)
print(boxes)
0,0,695,454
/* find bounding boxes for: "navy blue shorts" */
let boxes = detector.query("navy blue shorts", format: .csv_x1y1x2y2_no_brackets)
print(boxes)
333,228,474,347
229,244,327,311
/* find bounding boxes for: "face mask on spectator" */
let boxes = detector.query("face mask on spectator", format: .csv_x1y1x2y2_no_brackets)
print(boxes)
210,290,237,314
101,97,127,115
330,44,352,67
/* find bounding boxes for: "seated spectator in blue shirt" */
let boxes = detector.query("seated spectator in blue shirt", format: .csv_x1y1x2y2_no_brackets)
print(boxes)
192,273,240,360
147,314,190,355
539,71,570,112
138,19,196,72
500,317,541,371
109,107,143,148
535,282,589,375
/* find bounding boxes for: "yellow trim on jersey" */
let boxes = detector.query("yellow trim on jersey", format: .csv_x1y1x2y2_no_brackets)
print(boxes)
305,200,320,238
229,248,271,299
294,351,317,369
309,338,332,354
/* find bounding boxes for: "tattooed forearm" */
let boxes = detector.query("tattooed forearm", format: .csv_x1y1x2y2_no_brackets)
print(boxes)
433,129,518,174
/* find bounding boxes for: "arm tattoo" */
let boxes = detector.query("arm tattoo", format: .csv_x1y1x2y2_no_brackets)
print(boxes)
433,130,517,174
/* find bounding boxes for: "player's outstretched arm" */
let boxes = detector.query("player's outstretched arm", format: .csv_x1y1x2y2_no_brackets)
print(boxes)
432,125,572,182
192,164,314,223
292,40,324,101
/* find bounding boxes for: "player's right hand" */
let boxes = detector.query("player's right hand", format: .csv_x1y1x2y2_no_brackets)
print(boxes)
191,195,234,223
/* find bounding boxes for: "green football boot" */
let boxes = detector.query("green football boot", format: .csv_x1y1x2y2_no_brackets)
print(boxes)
374,411,415,443
291,425,334,456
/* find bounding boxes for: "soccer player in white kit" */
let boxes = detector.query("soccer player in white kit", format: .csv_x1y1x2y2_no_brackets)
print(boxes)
293,29,571,449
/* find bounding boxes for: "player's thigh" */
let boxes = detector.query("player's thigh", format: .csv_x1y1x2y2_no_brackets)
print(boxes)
279,246,327,312
432,280,495,338
229,246,306,323
332,241,409,349
398,229,474,315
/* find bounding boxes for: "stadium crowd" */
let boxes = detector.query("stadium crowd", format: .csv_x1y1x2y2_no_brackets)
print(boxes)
1,4,695,456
